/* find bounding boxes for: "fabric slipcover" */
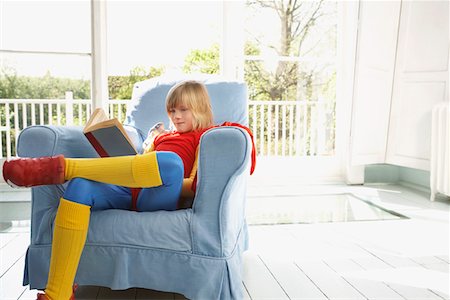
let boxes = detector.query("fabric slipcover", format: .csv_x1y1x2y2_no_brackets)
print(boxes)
18,76,252,299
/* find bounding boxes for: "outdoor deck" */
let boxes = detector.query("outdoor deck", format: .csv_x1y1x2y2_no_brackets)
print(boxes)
1,179,449,300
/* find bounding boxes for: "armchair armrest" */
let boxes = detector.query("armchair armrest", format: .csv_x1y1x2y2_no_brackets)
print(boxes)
17,125,99,158
17,125,145,158
191,126,252,257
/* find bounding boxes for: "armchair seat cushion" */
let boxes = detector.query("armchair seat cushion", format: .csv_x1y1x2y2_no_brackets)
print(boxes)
87,209,192,251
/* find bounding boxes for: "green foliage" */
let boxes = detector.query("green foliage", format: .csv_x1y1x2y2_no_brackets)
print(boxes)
244,0,336,104
183,44,220,74
0,65,165,101
0,68,90,99
108,66,164,99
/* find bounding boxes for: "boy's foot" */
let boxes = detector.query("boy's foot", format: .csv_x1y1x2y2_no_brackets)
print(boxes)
36,291,76,300
36,294,49,300
2,155,65,188
36,284,78,300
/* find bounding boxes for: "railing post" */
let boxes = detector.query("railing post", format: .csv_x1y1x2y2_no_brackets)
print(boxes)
6,103,11,158
65,91,74,125
317,98,326,155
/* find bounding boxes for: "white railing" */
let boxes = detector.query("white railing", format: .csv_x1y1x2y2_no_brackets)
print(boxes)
250,100,334,157
0,96,335,158
0,93,128,158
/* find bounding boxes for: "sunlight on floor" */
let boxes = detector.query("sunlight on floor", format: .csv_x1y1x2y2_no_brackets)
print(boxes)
343,267,449,294
246,193,405,225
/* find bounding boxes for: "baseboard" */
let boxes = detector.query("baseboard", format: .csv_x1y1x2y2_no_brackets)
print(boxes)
398,180,430,195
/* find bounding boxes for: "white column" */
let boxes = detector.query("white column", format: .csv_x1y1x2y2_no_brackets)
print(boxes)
337,0,365,184
91,0,109,111
221,1,245,80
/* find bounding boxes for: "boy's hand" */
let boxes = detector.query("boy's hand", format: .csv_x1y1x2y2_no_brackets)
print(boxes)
142,122,166,151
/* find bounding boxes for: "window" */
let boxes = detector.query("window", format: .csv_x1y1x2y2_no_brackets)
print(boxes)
106,1,223,99
244,1,337,156
0,0,92,97
0,1,92,157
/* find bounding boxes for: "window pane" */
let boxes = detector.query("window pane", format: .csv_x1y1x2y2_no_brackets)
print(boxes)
0,0,91,53
244,0,336,100
0,52,91,99
245,1,336,57
244,0,337,157
106,1,222,92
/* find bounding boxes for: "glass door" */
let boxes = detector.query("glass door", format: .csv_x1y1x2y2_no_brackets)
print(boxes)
243,0,344,182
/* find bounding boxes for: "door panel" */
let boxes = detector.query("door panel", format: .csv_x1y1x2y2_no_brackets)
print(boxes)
349,0,401,166
386,0,449,170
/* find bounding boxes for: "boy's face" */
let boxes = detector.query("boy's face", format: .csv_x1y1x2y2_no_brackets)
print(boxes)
169,104,194,133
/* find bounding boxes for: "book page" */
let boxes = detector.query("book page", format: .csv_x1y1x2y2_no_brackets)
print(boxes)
83,108,109,133
83,108,138,155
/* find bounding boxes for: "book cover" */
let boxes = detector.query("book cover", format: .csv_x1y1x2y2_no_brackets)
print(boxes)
84,108,137,157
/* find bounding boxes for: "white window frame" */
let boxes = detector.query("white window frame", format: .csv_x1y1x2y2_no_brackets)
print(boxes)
91,0,109,110
236,1,358,182
0,0,109,110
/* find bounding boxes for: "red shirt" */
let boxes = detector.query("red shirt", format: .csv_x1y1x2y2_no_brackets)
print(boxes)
153,130,204,178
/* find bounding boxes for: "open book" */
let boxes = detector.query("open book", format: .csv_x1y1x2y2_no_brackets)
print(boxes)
83,108,137,157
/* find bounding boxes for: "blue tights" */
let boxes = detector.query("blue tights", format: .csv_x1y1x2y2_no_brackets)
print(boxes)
63,152,184,212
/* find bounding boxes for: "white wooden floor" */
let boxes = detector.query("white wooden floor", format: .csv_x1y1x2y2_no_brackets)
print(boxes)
1,182,449,300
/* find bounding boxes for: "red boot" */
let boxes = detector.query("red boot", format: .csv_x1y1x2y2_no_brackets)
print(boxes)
2,155,65,188
36,284,78,300
36,294,49,300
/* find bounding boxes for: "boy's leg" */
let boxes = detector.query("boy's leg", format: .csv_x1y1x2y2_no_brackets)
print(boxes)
137,153,184,211
65,152,164,188
44,198,90,300
3,152,181,189
44,179,131,300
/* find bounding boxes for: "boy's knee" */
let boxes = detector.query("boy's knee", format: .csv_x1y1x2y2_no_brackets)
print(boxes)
64,178,94,206
156,152,184,184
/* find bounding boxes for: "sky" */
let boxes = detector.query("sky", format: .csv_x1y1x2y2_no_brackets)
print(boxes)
0,0,336,78
0,0,224,78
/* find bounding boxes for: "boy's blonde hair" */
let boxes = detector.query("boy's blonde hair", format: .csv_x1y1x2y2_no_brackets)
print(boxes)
166,80,214,131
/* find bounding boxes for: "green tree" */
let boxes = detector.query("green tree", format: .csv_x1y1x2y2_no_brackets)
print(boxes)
246,0,334,101
0,67,90,99
108,66,164,99
183,44,220,74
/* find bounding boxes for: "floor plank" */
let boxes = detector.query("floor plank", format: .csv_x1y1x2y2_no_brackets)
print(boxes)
260,256,327,300
243,251,289,300
348,267,449,297
0,254,27,300
19,287,40,300
387,283,443,300
0,232,20,249
433,290,450,300
96,287,136,299
0,233,29,277
325,258,404,300
242,283,251,300
437,255,449,263
135,288,174,299
76,286,101,300
296,260,366,300
173,293,189,300
1,184,448,300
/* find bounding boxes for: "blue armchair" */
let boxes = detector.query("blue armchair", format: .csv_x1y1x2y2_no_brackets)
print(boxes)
18,76,252,299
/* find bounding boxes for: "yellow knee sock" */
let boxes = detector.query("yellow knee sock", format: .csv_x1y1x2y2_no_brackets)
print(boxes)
64,152,162,188
45,199,90,300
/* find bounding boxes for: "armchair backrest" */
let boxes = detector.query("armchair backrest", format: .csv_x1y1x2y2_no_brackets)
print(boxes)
125,75,248,134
